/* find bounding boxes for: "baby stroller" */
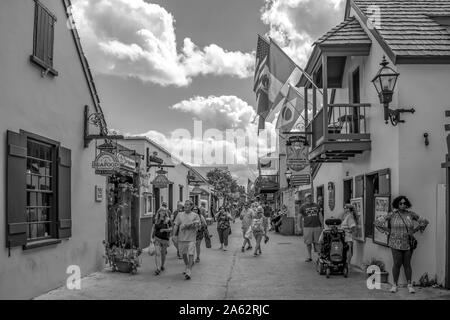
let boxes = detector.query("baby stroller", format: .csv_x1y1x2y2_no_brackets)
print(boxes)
316,218,349,278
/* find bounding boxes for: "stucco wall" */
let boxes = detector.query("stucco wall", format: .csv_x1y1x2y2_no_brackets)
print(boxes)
0,0,106,299
312,9,449,285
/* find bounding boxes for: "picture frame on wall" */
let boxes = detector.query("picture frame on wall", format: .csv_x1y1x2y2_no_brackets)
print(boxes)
373,195,390,246
350,197,365,242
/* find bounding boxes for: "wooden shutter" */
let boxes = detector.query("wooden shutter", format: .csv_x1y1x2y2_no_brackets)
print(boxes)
378,168,391,196
354,175,364,198
58,147,72,239
34,1,56,67
6,131,28,248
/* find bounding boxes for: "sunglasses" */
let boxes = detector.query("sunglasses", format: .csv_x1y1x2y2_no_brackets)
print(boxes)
399,201,407,205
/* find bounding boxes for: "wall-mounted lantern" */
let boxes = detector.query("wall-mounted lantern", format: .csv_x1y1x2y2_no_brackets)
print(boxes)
371,56,415,126
285,169,292,185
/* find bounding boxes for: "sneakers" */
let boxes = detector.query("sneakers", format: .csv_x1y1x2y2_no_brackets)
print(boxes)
184,269,191,280
241,246,245,252
246,246,252,251
390,285,398,293
223,246,228,251
195,257,200,263
407,284,415,294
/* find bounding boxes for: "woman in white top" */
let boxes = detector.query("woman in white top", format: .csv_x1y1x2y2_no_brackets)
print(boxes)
341,204,357,264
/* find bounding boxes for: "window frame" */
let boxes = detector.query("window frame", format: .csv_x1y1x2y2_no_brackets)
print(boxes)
21,130,61,246
30,0,59,76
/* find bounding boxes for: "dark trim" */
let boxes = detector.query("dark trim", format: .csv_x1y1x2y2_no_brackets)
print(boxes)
396,56,450,65
446,155,450,289
30,55,59,77
19,130,61,147
23,238,62,250
350,1,397,64
34,0,58,21
319,43,371,56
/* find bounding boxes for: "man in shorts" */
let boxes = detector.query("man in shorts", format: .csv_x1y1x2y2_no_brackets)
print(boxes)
300,193,322,262
173,199,200,280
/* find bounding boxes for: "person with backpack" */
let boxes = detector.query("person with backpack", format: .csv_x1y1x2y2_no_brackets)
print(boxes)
375,195,429,294
150,204,172,275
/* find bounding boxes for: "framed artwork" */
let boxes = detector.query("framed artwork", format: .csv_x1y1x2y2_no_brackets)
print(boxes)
373,195,390,246
350,197,365,242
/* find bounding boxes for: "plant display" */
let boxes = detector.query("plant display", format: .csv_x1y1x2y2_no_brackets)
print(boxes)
363,258,386,272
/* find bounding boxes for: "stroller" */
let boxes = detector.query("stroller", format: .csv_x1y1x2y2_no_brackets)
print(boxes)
316,218,349,278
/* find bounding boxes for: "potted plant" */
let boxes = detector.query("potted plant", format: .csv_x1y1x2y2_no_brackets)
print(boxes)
363,258,389,283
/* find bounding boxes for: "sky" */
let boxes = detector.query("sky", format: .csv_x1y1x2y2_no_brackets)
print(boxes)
71,0,346,185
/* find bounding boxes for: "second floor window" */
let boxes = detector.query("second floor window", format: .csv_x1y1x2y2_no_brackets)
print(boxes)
31,1,58,75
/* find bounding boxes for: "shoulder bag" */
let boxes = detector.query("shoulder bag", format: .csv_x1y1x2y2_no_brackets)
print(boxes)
398,212,418,251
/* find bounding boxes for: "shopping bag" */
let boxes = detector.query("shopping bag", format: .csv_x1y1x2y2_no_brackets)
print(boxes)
244,227,253,240
144,242,155,256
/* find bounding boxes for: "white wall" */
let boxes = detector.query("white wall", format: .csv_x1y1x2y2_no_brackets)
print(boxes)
312,8,449,285
0,0,106,299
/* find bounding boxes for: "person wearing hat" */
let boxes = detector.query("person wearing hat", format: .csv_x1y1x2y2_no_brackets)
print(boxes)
341,203,357,265
299,193,322,262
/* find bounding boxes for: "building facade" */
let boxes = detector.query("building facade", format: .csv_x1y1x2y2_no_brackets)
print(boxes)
0,0,108,299
298,0,450,286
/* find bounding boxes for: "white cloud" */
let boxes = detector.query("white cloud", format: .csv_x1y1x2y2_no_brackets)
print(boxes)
170,95,256,131
71,0,254,86
260,0,346,67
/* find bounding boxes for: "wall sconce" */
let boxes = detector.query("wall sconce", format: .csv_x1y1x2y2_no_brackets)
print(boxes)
424,133,429,146
371,56,415,126
285,169,292,185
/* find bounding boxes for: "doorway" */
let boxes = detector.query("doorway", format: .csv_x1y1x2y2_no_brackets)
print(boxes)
153,187,160,212
316,185,324,211
168,184,173,212
351,67,361,133
343,178,353,205
365,173,378,239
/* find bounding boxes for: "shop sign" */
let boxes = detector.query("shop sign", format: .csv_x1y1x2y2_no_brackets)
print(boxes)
117,152,136,171
328,182,335,211
290,174,310,187
286,138,309,172
152,174,170,189
92,152,120,175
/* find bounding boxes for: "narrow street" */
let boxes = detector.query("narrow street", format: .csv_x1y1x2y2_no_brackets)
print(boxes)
36,221,450,300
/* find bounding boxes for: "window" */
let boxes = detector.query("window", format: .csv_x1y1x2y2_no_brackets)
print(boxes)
26,139,56,241
179,185,184,202
364,169,390,239
6,130,71,250
144,193,153,215
30,1,58,76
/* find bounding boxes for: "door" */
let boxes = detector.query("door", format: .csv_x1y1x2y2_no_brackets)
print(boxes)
168,184,173,212
351,68,360,133
153,187,160,212
365,173,378,239
343,178,353,205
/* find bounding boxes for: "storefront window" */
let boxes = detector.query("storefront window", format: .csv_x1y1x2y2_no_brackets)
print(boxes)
26,139,55,241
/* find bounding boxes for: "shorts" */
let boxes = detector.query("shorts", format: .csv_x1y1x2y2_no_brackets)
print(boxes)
303,227,322,245
154,237,169,253
178,241,196,256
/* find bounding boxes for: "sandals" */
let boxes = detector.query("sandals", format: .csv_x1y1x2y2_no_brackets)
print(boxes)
154,269,161,275
241,247,245,252
246,246,252,251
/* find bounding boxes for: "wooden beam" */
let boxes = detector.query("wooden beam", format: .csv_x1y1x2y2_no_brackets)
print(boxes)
312,87,317,118
304,87,309,128
322,54,328,142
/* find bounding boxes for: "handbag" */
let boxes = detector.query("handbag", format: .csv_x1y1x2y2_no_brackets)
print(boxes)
398,212,418,251
143,242,156,256
204,232,212,248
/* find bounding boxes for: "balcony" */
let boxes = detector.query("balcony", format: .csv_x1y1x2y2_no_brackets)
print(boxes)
306,103,371,162
255,175,279,194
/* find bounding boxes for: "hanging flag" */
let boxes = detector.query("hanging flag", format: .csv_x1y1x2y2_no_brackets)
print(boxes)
253,35,270,93
276,85,304,132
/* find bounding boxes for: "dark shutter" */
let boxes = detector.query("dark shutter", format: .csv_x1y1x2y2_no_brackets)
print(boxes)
6,131,28,248
58,147,71,239
378,168,391,196
33,1,56,68
354,175,364,198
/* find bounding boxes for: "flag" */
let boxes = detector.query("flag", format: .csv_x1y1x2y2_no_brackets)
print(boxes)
253,35,270,93
276,85,304,132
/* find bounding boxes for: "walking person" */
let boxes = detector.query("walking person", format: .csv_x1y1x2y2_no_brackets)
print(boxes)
299,193,323,262
215,206,232,251
251,207,268,256
192,206,207,263
173,200,201,280
375,195,429,293
150,207,172,275
171,202,184,259
341,204,357,265
240,203,253,252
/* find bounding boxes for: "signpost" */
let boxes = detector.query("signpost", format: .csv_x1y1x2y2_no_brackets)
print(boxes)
92,152,120,175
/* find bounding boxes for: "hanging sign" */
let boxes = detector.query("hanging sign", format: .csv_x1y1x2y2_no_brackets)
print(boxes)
92,152,120,175
152,170,170,189
286,137,309,172
290,174,311,187
328,182,335,211
117,152,136,171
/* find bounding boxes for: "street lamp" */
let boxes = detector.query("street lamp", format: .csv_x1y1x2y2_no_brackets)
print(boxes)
371,56,415,126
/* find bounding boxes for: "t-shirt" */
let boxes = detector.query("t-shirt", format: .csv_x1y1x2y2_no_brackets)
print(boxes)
154,220,172,240
175,211,200,242
240,209,253,230
300,203,322,228
341,213,356,242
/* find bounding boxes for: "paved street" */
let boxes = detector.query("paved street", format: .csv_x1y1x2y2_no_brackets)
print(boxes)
35,221,450,300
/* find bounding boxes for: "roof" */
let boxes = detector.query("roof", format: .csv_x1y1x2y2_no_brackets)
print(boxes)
124,136,210,185
350,0,450,63
316,17,372,47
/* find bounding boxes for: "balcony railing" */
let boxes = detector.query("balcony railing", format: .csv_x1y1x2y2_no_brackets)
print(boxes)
306,103,372,162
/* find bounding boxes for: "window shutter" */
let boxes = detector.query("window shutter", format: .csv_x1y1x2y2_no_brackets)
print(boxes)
6,131,28,248
58,147,71,239
33,1,56,68
354,175,364,198
378,168,391,196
